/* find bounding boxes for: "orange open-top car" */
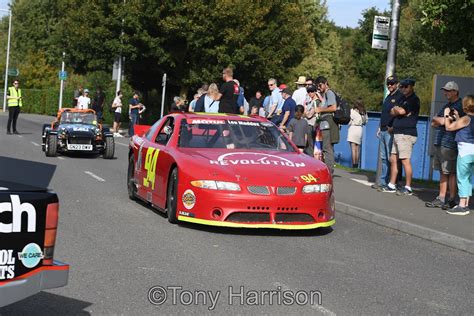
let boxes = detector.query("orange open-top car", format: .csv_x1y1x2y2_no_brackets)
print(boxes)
41,108,115,158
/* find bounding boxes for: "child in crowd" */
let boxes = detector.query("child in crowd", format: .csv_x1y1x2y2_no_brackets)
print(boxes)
314,127,323,161
444,94,474,215
287,105,308,153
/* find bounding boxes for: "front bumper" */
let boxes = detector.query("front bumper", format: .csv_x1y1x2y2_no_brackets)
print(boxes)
0,261,69,308
178,216,335,230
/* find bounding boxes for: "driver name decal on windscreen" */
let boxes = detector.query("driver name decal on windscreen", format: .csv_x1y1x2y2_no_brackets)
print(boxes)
209,152,305,167
143,148,160,190
189,119,225,125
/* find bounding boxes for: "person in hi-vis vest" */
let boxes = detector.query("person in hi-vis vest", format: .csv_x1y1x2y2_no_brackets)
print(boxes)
6,79,22,134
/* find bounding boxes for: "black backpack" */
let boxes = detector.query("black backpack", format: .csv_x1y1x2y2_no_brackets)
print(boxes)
332,91,351,125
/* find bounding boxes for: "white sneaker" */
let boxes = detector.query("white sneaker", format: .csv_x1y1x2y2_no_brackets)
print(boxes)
113,132,123,138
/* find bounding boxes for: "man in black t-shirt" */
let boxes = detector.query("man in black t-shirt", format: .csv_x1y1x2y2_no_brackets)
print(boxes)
218,67,239,114
382,79,420,196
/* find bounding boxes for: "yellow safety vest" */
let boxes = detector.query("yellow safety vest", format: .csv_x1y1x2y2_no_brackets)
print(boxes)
8,86,22,107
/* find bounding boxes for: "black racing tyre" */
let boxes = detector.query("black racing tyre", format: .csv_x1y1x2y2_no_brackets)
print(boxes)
41,124,49,151
103,136,115,159
166,168,178,224
45,135,58,157
127,155,137,200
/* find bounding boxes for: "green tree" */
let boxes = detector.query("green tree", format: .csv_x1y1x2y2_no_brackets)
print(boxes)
417,0,474,60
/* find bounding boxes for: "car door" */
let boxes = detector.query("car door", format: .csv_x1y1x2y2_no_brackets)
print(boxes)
139,117,176,208
134,119,163,202
148,116,178,209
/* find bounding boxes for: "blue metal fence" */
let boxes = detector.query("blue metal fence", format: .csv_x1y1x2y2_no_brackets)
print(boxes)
334,112,438,181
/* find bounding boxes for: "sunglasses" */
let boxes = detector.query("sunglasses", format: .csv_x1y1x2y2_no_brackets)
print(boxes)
387,82,396,86
400,85,408,89
268,83,275,87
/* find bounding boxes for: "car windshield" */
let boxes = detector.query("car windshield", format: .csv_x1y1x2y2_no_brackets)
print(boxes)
60,112,97,125
178,118,295,151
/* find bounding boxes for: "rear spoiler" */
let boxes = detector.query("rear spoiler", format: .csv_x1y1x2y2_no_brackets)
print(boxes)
133,124,151,137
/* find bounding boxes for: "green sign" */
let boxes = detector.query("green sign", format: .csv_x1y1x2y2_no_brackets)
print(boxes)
7,68,19,76
59,71,67,81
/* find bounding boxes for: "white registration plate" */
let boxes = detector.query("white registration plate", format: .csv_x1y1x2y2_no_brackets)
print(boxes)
67,144,93,151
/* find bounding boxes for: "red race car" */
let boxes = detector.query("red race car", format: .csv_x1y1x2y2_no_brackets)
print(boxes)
128,113,335,229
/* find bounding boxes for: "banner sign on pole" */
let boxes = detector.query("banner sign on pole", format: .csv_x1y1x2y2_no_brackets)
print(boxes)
372,16,390,50
58,71,67,81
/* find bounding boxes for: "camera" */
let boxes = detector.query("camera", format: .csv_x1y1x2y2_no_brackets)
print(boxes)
448,108,457,121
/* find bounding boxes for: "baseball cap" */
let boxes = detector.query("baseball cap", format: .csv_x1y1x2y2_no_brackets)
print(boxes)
441,81,459,91
84,89,90,93
400,79,415,86
386,75,398,84
279,84,287,90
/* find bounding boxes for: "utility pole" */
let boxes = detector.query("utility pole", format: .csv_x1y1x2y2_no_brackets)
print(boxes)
2,9,12,112
160,73,167,118
58,52,65,110
375,0,401,186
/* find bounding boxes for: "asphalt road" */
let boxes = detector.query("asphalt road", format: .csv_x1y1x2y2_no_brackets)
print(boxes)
1,113,473,315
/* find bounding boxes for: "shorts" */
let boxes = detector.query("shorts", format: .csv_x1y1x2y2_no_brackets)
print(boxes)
432,146,457,174
391,134,417,159
114,112,121,123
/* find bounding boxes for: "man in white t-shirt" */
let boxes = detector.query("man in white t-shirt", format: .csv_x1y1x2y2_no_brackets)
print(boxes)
77,89,91,109
292,76,308,106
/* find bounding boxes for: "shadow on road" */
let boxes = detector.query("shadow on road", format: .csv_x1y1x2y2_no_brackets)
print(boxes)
0,292,92,314
178,222,334,237
0,156,56,189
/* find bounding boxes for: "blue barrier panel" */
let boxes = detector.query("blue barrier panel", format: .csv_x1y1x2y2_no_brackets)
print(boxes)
334,113,431,180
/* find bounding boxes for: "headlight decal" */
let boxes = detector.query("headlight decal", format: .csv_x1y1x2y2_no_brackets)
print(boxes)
302,184,332,193
190,180,241,191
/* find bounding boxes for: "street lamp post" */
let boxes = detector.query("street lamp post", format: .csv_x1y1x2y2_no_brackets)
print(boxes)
2,9,12,112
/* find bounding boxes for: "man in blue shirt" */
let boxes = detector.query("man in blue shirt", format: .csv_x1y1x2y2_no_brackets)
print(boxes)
279,88,296,129
373,75,404,190
383,79,420,195
426,81,464,209
266,78,283,119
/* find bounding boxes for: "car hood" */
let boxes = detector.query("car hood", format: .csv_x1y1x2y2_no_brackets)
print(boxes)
59,124,97,135
177,149,331,185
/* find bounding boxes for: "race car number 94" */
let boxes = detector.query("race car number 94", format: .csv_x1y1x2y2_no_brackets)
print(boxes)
300,174,318,183
144,148,160,190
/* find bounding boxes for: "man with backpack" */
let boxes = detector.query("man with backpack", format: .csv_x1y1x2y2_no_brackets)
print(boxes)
315,76,340,173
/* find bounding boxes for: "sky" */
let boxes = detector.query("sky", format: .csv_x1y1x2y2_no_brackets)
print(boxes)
326,0,391,28
0,0,391,28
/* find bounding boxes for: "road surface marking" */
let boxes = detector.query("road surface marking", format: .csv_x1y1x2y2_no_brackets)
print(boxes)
84,171,106,182
350,178,373,187
57,156,65,160
17,135,23,138
30,141,40,147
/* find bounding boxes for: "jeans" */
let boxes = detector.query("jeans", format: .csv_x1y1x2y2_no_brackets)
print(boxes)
378,130,393,186
129,112,139,136
456,154,474,198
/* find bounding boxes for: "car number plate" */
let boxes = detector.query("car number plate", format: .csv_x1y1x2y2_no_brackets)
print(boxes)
67,144,93,151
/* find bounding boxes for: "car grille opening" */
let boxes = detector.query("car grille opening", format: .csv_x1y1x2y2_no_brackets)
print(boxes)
226,212,270,223
68,137,92,144
247,186,270,195
276,186,296,195
275,213,314,223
